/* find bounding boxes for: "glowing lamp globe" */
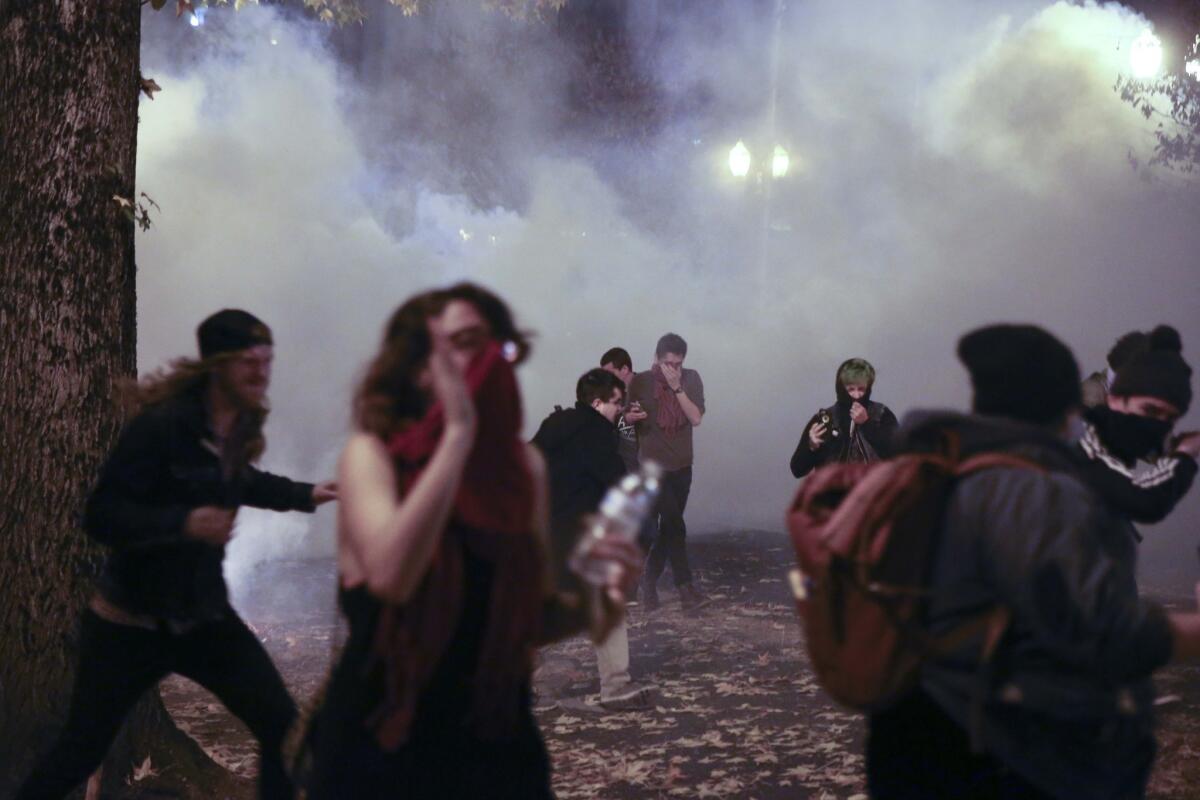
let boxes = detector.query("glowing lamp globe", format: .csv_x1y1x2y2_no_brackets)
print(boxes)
1130,30,1163,79
771,145,790,178
729,141,751,178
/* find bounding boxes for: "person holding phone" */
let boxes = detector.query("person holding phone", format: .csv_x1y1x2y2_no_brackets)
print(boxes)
790,357,898,479
600,347,646,476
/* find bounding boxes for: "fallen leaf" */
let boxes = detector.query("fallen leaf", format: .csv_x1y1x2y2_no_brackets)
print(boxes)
139,76,162,100
129,756,158,783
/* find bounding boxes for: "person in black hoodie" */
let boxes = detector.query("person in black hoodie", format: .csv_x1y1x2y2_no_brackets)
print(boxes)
15,310,337,800
532,368,654,710
1076,325,1199,552
790,357,898,478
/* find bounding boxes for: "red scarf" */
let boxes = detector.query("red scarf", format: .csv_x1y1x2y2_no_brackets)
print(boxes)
366,342,544,750
652,363,689,437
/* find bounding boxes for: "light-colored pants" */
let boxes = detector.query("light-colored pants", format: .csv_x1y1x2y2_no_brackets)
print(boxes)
594,618,631,699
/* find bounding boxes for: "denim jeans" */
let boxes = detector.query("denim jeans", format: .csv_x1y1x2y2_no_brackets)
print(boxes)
644,466,693,588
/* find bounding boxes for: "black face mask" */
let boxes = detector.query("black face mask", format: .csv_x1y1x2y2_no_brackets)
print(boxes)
836,384,872,411
1098,408,1173,463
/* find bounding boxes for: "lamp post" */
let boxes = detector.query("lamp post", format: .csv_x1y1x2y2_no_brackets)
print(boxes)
771,145,789,179
729,140,752,178
1130,30,1163,79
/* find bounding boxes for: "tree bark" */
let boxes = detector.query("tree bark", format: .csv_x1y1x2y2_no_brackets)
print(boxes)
0,3,246,797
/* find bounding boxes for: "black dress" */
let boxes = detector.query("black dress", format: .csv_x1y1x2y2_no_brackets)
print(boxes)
308,549,553,799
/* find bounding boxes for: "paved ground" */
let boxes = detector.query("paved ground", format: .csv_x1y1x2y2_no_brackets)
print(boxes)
156,530,1200,799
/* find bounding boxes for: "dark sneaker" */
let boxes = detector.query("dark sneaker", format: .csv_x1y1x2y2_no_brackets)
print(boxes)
599,682,656,711
678,584,712,611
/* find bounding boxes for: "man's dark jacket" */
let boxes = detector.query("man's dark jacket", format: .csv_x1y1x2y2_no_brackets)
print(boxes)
894,411,1173,800
530,402,626,589
790,381,898,478
85,389,315,622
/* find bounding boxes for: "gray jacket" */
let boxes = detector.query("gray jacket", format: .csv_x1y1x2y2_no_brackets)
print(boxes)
902,411,1173,800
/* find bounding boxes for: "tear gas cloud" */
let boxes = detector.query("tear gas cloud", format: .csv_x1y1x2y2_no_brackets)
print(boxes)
136,1,1200,596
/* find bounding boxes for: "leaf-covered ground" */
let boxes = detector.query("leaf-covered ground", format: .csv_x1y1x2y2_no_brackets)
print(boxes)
158,530,1200,799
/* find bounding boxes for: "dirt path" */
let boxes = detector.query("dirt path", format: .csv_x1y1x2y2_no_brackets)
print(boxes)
156,530,1200,799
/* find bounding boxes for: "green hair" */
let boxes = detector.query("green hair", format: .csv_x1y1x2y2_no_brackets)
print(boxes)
837,358,876,388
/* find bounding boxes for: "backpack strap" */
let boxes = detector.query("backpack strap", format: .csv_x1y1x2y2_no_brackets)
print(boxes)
876,603,1010,753
956,452,1046,476
967,606,1011,753
926,605,1010,659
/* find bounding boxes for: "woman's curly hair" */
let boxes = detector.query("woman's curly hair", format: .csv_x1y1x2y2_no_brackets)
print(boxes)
353,282,533,439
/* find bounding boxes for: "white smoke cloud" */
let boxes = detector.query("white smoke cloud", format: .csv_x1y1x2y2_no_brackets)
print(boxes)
137,1,1200,596
923,2,1162,193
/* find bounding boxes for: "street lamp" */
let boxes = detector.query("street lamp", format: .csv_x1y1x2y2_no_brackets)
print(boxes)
729,140,751,178
771,145,790,179
1130,30,1163,79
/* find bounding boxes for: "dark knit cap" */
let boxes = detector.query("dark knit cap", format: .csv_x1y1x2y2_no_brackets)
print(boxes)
957,324,1081,425
1110,325,1192,414
197,309,273,359
1107,330,1150,371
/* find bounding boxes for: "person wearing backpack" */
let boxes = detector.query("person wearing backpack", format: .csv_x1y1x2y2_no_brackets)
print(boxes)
790,357,898,479
531,368,656,710
862,324,1200,800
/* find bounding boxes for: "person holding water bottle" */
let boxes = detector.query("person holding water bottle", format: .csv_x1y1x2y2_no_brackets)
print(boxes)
532,368,659,710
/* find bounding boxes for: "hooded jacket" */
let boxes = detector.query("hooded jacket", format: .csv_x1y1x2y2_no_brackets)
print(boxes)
897,411,1173,800
790,380,898,478
530,402,626,588
85,387,316,623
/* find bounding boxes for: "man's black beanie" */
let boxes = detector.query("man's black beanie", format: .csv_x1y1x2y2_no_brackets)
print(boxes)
1107,330,1150,372
1110,325,1192,414
197,309,273,359
957,324,1081,425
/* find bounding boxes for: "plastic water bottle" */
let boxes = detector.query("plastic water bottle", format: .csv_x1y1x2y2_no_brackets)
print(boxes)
569,461,663,586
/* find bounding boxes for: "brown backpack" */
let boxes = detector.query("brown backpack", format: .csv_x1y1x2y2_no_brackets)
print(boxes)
786,450,1037,713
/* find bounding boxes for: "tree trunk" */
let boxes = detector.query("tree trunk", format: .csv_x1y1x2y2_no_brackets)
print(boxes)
0,3,246,797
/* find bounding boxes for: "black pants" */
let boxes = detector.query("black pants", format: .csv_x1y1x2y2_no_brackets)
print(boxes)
866,690,1052,800
645,466,693,588
16,610,297,800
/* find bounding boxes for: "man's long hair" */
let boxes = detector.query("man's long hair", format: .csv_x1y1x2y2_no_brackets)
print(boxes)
121,353,268,466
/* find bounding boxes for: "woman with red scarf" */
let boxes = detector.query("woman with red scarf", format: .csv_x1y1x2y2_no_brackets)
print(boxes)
307,284,639,799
